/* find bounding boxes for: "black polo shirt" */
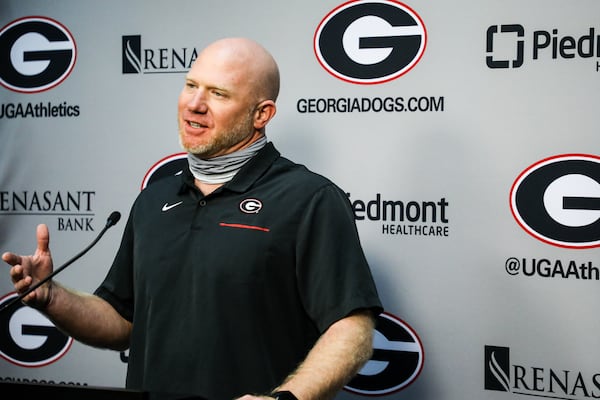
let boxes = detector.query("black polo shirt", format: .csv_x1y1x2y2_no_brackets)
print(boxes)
95,142,383,400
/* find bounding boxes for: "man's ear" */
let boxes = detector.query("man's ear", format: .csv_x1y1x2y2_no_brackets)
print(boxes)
254,100,277,129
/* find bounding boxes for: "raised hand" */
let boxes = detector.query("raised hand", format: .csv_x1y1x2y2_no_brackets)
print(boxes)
2,224,55,309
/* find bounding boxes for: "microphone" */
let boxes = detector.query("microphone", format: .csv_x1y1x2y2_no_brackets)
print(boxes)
106,211,121,228
0,211,121,312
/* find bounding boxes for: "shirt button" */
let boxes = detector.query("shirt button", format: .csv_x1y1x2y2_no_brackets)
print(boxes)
199,200,207,207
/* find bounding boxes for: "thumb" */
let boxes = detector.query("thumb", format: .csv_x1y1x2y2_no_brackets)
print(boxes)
36,224,50,254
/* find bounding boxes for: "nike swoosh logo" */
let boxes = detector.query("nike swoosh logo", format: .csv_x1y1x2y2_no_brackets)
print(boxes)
162,201,183,212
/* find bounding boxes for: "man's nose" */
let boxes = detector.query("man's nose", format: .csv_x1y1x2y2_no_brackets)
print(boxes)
187,90,208,113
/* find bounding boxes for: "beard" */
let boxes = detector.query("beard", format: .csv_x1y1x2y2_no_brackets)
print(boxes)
179,108,256,159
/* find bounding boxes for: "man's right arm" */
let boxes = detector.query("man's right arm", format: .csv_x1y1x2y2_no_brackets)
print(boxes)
43,281,132,351
2,223,132,351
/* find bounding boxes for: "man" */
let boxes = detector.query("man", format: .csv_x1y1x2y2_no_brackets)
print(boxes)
3,37,383,400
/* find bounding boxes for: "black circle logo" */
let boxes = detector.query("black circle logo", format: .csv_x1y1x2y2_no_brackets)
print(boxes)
345,312,424,395
0,16,77,93
510,154,600,249
314,0,427,84
0,293,73,366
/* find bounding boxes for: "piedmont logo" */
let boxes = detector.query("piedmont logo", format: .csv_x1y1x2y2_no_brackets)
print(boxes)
486,24,600,69
0,16,76,93
486,25,525,69
509,154,600,249
485,345,600,399
348,193,450,237
345,312,424,395
0,293,73,367
314,0,427,84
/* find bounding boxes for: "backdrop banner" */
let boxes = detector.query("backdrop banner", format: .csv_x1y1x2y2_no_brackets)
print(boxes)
1,1,598,399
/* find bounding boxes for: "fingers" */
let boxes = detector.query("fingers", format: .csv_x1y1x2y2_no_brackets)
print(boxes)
2,224,50,266
7,258,27,284
2,252,26,289
3,224,53,308
12,273,32,292
2,251,21,267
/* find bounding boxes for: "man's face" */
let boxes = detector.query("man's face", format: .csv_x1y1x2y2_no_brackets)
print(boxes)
177,50,257,158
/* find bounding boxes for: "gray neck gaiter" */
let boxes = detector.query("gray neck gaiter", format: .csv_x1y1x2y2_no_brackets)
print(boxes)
187,136,267,184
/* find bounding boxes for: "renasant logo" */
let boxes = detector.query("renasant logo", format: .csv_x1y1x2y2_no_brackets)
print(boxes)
122,35,198,74
484,345,600,399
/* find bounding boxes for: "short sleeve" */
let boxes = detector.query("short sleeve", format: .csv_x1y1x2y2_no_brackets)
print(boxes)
294,183,383,332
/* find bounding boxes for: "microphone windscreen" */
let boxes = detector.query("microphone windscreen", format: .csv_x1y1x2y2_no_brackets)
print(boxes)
107,211,121,227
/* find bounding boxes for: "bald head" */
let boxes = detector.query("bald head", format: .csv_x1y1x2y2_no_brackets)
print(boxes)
197,37,280,103
179,38,279,157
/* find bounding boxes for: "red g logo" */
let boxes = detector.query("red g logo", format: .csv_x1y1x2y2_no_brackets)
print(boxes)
510,154,600,249
314,1,427,84
0,16,77,93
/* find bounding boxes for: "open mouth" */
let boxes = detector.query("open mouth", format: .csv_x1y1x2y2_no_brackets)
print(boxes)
188,121,203,128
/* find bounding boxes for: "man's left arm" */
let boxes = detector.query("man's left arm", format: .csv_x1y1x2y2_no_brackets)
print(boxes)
237,309,376,400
